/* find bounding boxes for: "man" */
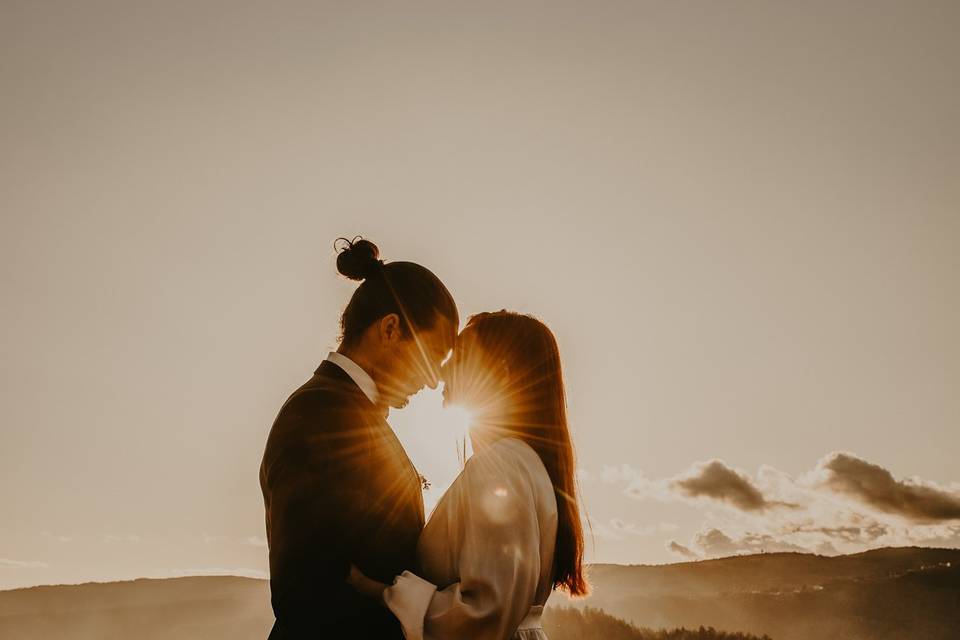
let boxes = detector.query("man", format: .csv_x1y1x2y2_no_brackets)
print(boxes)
260,238,457,638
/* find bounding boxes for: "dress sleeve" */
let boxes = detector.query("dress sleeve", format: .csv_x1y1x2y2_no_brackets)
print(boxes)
384,443,543,640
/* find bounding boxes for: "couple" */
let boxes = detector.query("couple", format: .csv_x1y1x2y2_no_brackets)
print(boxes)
259,237,587,640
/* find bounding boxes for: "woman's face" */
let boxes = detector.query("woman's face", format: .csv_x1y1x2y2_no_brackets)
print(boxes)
440,326,509,421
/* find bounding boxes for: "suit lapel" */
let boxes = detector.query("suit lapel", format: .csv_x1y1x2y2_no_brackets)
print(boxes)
314,360,425,524
370,412,425,523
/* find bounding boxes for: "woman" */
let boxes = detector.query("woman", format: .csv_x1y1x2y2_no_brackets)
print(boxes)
349,311,588,639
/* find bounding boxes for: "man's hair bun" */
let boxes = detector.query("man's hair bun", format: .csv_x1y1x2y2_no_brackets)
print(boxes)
335,237,382,281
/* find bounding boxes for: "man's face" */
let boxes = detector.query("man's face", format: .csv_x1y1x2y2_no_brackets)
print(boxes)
378,316,454,409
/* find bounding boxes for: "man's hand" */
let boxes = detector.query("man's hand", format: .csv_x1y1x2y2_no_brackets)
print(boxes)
347,563,363,587
346,563,388,605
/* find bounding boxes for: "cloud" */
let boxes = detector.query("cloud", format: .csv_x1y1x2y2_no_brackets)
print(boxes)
693,528,811,557
815,452,960,522
202,533,228,544
41,531,72,543
667,540,700,560
671,460,795,512
814,540,841,556
601,464,642,485
694,529,741,556
610,519,678,536
588,451,960,558
904,524,960,548
607,459,796,511
201,533,268,547
103,534,141,543
0,558,49,569
594,464,663,501
587,516,678,541
786,522,889,544
242,535,268,547
587,518,622,541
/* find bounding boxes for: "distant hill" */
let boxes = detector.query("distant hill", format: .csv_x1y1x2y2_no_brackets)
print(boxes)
544,607,772,640
1,547,957,639
0,576,271,640
584,547,960,597
561,547,960,640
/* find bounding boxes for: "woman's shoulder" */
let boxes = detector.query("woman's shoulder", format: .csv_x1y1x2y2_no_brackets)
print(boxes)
470,436,536,463
467,437,550,487
491,436,539,460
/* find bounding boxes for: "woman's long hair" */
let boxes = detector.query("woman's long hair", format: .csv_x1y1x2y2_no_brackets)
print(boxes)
460,311,588,596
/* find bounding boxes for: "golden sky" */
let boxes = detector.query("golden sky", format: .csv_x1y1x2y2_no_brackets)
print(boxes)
2,1,959,589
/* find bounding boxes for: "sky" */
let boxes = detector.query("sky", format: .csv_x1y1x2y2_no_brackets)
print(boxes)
2,1,959,590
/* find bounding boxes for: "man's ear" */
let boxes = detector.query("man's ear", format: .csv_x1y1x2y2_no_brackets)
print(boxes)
378,313,403,345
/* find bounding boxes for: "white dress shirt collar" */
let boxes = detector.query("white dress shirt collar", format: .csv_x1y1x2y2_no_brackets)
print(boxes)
325,351,380,406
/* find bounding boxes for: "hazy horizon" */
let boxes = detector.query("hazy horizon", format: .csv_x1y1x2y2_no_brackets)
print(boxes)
1,542,954,593
3,1,959,590
3,547,958,640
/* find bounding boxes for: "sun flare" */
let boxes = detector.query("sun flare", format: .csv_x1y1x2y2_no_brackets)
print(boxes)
390,390,478,509
442,404,474,441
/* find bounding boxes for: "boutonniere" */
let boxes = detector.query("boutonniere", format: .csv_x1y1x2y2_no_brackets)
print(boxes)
419,473,431,491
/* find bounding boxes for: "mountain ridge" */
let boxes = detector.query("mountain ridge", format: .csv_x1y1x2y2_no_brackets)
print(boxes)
1,547,957,639
5,545,953,594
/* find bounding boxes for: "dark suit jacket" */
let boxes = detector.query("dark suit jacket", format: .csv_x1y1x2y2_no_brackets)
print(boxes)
260,360,425,639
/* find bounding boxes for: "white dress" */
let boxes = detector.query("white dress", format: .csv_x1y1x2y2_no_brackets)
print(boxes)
383,436,559,640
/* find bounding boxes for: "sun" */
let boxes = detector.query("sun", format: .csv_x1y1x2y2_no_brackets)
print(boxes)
442,404,474,440
440,403,475,473
389,389,477,503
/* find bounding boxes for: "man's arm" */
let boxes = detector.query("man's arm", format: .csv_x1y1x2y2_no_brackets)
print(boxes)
263,393,370,624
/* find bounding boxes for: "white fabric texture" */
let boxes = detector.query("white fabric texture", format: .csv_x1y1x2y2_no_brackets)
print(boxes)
384,437,558,640
324,351,380,404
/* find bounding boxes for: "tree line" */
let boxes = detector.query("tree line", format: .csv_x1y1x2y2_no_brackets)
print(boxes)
543,607,773,640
